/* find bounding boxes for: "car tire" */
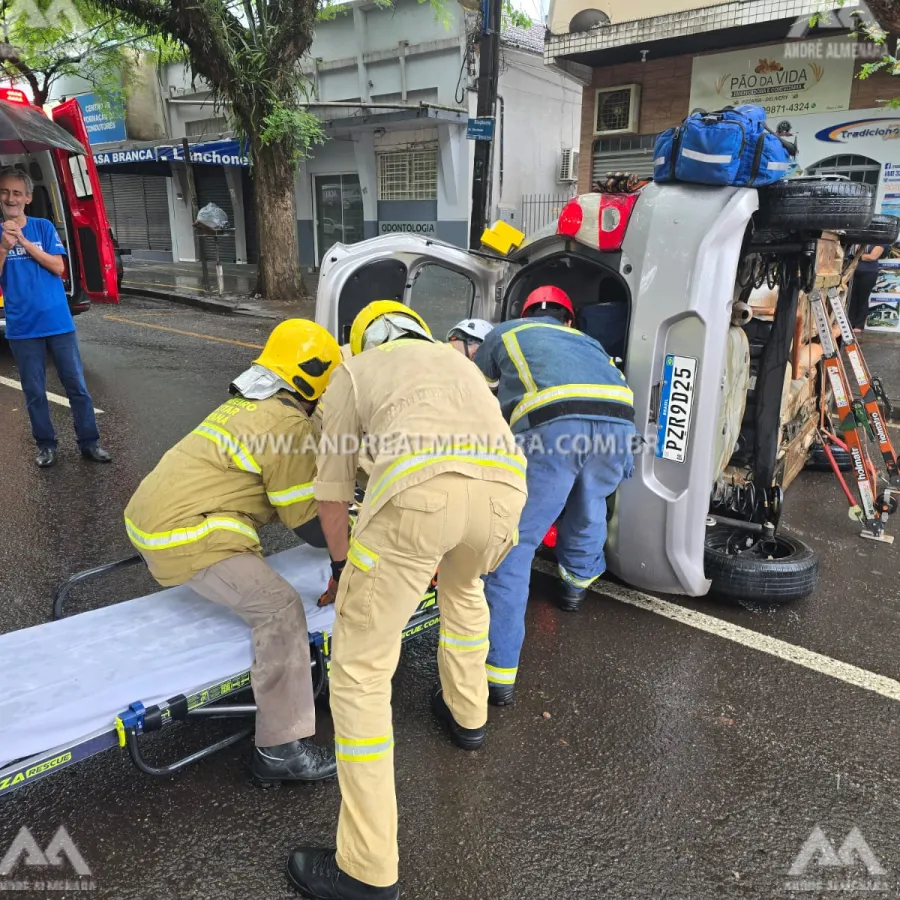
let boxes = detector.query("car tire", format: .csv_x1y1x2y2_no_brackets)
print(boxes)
704,527,820,604
805,441,853,472
755,178,875,232
839,214,900,247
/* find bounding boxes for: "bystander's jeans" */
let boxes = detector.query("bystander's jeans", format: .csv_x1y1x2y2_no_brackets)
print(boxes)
8,330,101,451
483,416,636,689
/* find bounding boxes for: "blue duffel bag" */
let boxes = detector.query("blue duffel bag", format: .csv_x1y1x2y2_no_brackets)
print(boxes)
653,104,797,187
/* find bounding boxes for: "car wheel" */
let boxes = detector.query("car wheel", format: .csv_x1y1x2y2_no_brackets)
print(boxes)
805,441,853,472
755,178,875,232
704,527,820,604
839,214,900,247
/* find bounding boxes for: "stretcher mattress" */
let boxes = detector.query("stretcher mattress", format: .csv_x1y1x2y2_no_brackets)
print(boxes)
0,545,334,768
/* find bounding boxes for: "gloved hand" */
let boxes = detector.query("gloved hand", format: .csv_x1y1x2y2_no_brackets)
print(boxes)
318,559,347,606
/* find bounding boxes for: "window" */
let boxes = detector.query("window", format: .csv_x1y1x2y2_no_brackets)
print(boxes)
378,150,438,201
806,154,882,186
185,116,229,137
408,265,474,340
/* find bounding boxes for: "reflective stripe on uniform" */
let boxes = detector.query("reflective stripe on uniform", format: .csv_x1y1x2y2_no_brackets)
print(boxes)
502,330,537,393
348,537,379,572
485,664,517,684
439,629,489,653
334,733,394,762
125,515,259,551
510,383,634,428
558,563,600,589
266,482,315,507
369,444,526,505
192,423,262,474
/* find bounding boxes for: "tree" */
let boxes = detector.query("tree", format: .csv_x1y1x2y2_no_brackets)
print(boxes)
86,0,531,301
811,1,898,107
0,0,173,109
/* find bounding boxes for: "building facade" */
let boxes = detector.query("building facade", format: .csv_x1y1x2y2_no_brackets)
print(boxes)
50,0,583,267
544,0,900,213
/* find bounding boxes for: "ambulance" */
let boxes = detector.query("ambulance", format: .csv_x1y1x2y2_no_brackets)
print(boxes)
0,86,119,335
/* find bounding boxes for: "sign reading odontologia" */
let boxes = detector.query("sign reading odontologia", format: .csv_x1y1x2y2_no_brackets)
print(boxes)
379,221,436,236
75,92,126,144
92,138,249,167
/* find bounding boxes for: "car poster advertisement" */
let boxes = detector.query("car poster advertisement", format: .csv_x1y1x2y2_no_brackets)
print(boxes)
880,162,900,219
867,260,900,333
689,37,854,118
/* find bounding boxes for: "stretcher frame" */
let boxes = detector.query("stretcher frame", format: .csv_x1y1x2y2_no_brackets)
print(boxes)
1,554,440,800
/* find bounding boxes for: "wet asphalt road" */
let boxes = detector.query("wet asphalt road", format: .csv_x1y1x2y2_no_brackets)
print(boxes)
2,298,900,899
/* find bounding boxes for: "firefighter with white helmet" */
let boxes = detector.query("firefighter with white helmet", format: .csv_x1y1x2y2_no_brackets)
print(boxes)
286,300,527,900
123,319,342,786
447,318,494,359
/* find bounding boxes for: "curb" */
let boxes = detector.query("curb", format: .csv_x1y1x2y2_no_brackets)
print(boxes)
119,284,295,320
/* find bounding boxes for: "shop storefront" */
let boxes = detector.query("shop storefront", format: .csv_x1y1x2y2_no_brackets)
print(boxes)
92,138,252,264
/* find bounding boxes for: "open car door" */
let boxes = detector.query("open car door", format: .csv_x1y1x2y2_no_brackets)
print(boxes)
314,233,511,345
50,99,119,304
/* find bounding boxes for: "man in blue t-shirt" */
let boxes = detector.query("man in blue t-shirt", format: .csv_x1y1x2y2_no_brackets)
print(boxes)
0,167,111,467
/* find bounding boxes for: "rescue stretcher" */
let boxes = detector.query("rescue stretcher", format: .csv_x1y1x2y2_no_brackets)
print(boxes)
0,543,440,800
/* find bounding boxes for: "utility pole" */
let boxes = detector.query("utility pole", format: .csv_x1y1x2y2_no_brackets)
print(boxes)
468,0,502,249
182,137,210,290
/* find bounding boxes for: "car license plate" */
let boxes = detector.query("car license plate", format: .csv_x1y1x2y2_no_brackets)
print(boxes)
655,354,698,464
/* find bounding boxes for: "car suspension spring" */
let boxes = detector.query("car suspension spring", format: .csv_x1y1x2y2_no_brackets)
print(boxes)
711,480,758,520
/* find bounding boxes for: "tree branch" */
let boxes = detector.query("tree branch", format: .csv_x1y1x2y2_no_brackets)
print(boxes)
0,42,43,103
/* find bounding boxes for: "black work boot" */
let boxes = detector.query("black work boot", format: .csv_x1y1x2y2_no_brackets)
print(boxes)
488,684,515,707
36,447,57,468
286,848,398,899
252,738,337,785
431,685,485,751
557,583,587,612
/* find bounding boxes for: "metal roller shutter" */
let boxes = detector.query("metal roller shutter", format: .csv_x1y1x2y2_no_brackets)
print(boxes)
96,173,172,253
592,149,656,184
195,167,236,263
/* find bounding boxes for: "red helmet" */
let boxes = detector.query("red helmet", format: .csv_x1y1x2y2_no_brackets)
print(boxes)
522,286,574,320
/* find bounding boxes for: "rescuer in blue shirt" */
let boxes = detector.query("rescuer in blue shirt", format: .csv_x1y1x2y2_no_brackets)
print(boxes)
473,285,637,707
0,167,111,468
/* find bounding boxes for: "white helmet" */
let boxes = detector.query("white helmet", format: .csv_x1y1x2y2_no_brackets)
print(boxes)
447,319,494,343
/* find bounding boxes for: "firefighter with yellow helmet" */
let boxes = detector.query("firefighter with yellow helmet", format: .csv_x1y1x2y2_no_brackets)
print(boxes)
123,319,342,786
285,301,528,900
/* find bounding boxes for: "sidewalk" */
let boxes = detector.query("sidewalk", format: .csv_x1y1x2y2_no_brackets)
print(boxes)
120,258,319,319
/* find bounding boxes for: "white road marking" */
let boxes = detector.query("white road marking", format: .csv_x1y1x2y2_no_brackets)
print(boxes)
0,376,104,414
533,558,900,703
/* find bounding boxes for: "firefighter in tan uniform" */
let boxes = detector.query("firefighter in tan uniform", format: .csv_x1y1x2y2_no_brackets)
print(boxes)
286,302,528,900
123,319,342,786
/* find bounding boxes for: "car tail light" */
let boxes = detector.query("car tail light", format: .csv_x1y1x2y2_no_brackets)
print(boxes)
556,193,639,252
543,525,558,548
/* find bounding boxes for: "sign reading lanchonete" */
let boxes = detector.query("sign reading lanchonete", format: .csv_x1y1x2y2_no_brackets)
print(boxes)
92,138,249,167
379,221,437,236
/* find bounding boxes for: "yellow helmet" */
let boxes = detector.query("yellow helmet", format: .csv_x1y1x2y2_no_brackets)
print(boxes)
349,300,432,356
254,318,342,401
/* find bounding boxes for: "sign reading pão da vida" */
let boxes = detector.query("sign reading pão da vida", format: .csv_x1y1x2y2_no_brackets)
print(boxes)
689,37,854,120
379,221,437,236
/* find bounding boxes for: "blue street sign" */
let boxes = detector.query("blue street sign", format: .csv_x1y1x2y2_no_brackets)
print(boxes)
76,92,127,145
466,117,495,141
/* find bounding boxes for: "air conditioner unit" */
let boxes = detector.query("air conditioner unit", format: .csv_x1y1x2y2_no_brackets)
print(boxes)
594,84,640,137
558,148,579,182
